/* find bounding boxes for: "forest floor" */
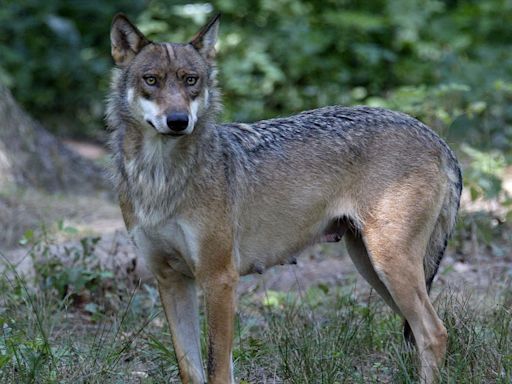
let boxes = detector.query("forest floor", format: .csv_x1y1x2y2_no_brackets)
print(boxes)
0,142,511,383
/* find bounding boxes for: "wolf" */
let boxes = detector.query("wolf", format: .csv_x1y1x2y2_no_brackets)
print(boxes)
107,13,462,384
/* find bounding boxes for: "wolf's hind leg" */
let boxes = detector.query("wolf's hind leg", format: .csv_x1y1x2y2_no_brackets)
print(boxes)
361,188,447,384
344,230,402,316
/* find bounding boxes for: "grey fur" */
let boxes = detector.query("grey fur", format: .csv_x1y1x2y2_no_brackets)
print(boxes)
107,14,462,383
108,98,462,277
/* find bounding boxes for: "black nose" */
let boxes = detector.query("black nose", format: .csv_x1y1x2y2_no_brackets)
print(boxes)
166,112,189,132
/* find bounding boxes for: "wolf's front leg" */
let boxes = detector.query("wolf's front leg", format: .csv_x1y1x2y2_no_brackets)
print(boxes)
157,270,206,384
200,268,238,384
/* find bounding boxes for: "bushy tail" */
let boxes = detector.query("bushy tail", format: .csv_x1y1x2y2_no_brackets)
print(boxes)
405,160,463,344
424,162,463,293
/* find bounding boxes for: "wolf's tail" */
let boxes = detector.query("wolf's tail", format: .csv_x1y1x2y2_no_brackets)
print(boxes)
424,158,463,293
404,155,463,343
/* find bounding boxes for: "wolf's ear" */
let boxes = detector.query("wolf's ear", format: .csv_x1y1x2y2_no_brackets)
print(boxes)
110,13,150,66
189,13,220,60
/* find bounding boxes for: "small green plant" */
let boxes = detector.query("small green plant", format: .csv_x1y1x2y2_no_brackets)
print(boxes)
20,223,114,317
461,144,507,201
0,257,57,383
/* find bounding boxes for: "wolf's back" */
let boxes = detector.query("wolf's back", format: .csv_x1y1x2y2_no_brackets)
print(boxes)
220,105,462,286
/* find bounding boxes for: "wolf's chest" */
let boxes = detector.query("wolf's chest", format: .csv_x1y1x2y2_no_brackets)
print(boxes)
124,145,188,227
131,217,201,277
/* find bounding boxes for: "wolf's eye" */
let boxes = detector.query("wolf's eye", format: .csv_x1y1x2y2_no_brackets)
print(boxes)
185,76,198,86
144,76,157,86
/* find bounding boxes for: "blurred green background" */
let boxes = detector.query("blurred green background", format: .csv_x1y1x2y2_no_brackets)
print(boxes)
1,0,511,203
0,3,511,380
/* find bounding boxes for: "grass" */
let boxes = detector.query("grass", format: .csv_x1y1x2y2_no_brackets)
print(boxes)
235,286,512,383
0,235,511,383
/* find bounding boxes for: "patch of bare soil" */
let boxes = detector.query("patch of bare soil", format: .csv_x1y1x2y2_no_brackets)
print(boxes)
63,139,107,161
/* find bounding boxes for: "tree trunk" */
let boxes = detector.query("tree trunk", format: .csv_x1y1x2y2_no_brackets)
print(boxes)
0,84,108,194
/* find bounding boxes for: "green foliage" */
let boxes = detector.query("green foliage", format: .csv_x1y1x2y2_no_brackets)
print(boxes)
0,232,163,382
21,224,112,314
1,0,511,206
235,285,512,383
461,144,506,200
0,0,145,138
0,1,510,140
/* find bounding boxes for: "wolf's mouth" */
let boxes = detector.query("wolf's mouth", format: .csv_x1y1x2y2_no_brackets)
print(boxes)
146,119,188,137
146,119,186,137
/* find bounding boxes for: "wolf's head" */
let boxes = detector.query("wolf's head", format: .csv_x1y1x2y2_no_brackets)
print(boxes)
110,13,220,136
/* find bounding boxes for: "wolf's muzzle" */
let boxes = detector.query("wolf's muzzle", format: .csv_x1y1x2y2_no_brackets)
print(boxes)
166,112,189,133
